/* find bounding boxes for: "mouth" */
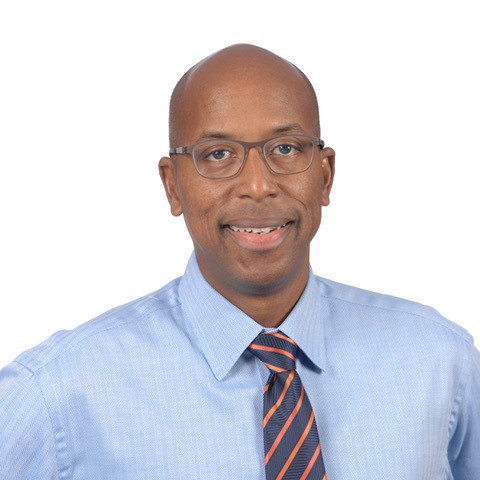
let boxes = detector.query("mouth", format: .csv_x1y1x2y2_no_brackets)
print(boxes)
226,223,290,235
222,221,293,251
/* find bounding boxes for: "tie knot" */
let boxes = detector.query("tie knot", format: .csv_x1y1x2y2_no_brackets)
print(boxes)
248,331,299,373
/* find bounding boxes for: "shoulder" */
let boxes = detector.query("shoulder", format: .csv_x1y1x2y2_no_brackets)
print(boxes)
13,277,183,374
312,276,479,411
314,275,473,345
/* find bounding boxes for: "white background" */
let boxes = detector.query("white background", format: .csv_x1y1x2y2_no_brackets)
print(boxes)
0,0,478,368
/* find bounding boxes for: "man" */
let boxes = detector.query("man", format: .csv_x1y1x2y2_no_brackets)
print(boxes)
0,44,479,479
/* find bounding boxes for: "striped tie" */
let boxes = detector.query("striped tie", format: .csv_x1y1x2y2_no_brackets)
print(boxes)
248,331,326,480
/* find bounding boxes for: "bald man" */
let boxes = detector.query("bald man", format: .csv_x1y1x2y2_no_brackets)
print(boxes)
1,44,479,479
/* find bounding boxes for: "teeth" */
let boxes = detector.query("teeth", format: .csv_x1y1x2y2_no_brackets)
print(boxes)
228,224,287,235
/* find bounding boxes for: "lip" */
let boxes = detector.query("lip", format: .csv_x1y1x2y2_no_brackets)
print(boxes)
223,219,293,251
223,217,292,228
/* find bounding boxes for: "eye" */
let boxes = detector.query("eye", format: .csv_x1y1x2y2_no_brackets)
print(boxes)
195,142,240,163
205,149,232,162
271,142,301,156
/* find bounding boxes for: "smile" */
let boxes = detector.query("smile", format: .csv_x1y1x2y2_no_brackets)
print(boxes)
223,221,293,252
227,223,288,235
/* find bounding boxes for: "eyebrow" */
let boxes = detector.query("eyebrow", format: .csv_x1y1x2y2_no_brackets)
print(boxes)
197,124,307,141
272,123,306,135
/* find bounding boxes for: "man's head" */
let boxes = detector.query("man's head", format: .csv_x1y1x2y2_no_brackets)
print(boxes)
168,45,321,148
159,44,334,323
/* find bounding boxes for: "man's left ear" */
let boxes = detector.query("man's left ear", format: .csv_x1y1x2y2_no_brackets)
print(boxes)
321,147,335,206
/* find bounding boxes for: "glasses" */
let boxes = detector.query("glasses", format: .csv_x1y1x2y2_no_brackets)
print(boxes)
169,135,325,179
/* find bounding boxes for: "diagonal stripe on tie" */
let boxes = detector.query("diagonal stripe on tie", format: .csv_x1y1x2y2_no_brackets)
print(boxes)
248,331,326,480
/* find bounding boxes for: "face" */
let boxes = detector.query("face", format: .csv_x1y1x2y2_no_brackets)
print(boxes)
160,52,334,305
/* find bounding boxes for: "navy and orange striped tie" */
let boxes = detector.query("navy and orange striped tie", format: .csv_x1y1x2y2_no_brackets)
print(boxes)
248,331,326,480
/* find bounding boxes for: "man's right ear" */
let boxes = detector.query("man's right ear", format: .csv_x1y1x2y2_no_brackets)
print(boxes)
158,157,183,217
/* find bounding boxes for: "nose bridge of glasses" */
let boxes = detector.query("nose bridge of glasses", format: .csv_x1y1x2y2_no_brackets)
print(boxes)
239,140,271,178
242,139,269,166
236,141,279,196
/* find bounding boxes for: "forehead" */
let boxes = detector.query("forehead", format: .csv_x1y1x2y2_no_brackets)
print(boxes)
175,52,319,143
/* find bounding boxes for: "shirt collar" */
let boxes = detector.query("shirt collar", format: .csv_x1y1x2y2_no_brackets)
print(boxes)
274,270,326,373
178,253,326,380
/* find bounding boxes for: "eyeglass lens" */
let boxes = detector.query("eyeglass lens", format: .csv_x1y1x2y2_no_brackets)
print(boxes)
192,136,315,179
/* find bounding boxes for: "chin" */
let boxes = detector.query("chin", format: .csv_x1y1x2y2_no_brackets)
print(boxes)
231,261,304,297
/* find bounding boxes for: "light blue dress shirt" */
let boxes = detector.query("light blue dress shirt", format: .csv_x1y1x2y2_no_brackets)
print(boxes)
1,254,479,479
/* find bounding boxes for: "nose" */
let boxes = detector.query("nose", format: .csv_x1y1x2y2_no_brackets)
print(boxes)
234,146,279,200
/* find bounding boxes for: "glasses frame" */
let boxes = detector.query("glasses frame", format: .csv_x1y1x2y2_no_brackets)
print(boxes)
169,135,325,179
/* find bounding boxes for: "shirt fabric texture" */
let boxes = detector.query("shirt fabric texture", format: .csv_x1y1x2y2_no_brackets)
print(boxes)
1,253,479,479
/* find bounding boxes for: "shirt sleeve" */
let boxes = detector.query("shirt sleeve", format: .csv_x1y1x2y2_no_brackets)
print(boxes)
448,341,480,479
0,361,58,479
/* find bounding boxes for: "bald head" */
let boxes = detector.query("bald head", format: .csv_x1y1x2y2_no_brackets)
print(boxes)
168,44,320,147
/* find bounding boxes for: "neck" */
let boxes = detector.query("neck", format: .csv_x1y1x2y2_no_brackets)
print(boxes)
230,287,306,328
197,257,310,328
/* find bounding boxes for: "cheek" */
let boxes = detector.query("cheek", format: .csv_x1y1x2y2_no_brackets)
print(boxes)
180,186,217,218
307,201,323,231
176,181,221,241
295,177,324,235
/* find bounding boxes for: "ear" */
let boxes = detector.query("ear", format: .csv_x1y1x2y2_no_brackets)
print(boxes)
320,147,335,206
159,156,183,216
